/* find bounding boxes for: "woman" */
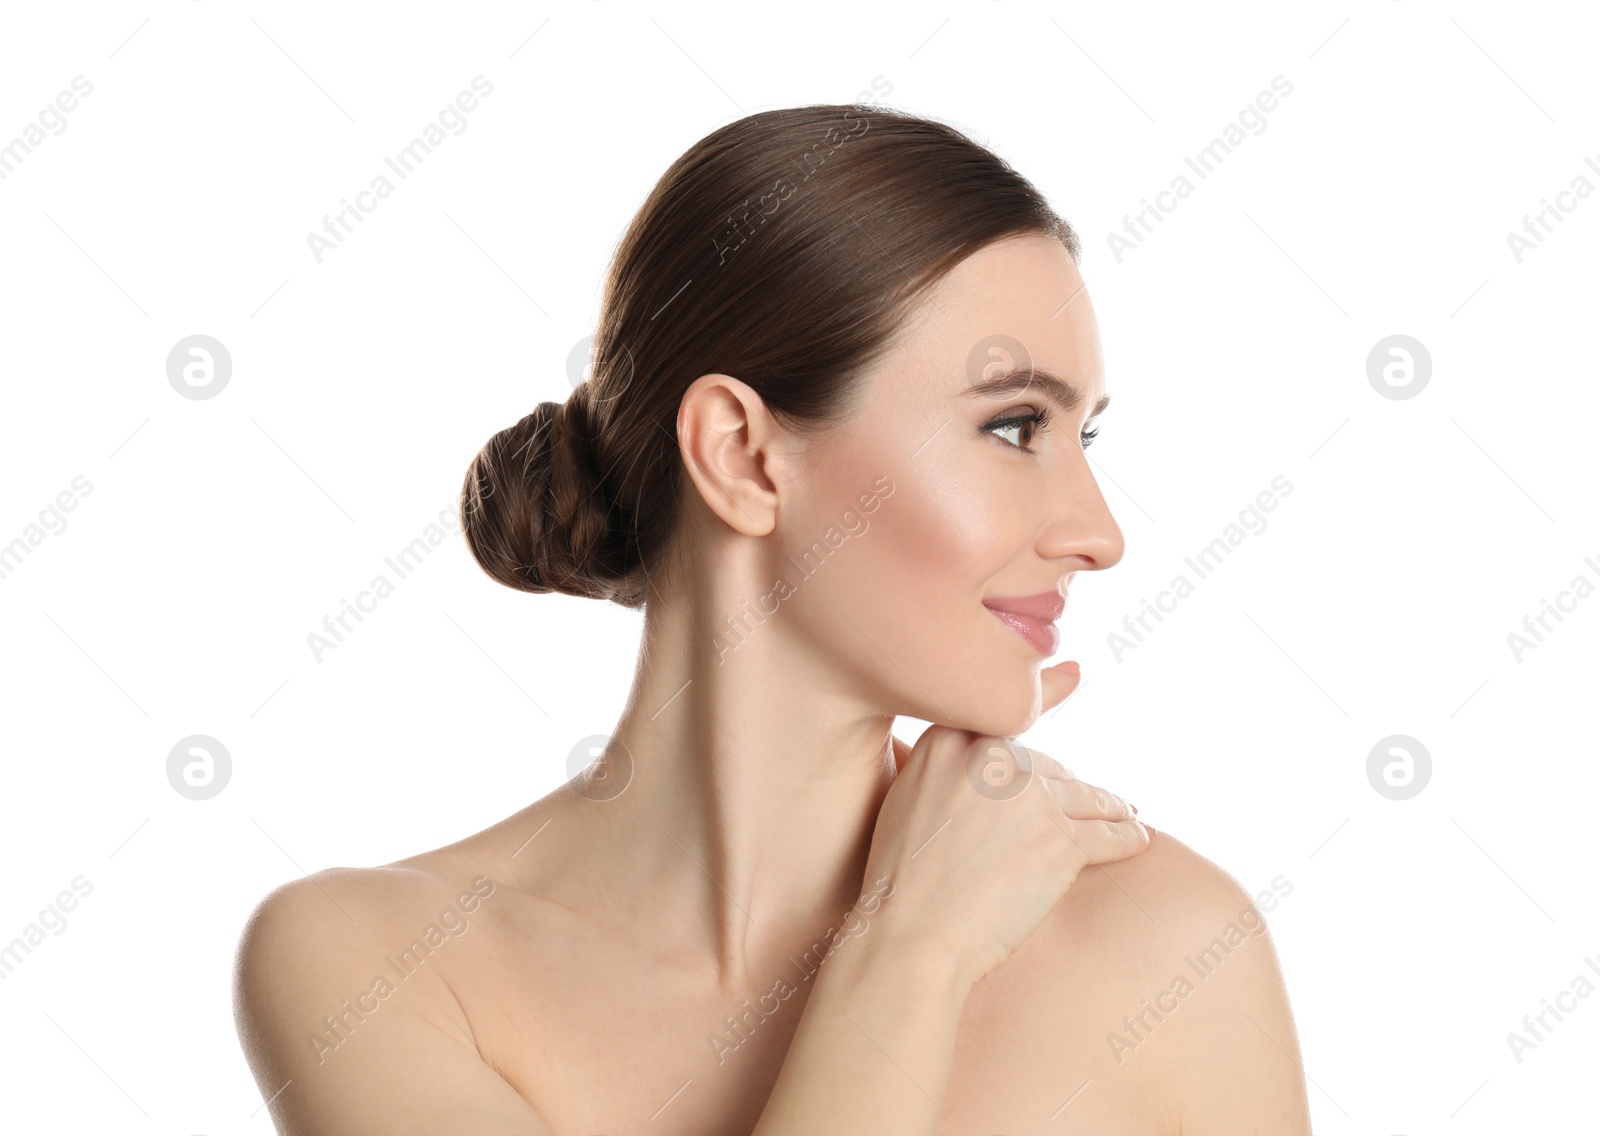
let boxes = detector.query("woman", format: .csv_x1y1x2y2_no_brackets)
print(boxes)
234,104,1312,1135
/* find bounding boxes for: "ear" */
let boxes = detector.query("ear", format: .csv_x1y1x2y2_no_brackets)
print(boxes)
677,373,786,537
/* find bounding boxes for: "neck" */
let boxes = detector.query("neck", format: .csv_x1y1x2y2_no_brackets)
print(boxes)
558,557,901,994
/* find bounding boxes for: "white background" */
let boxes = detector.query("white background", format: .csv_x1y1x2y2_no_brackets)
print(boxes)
1,1,1596,1131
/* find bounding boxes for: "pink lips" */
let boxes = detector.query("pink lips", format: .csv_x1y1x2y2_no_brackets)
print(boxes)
982,591,1066,656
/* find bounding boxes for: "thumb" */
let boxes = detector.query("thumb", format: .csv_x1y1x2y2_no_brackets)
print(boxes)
1038,660,1083,717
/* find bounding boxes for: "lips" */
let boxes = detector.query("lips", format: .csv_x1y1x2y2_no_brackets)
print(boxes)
982,591,1066,656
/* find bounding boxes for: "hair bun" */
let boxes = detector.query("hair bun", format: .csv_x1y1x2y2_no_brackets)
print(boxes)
460,387,635,600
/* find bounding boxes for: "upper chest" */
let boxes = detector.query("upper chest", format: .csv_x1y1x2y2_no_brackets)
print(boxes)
439,895,1179,1136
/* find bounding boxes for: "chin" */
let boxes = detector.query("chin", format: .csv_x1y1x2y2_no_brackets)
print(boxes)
951,674,1041,739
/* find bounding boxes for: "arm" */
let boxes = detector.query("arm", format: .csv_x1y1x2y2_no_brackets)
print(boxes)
1177,921,1312,1136
232,873,553,1136
751,929,973,1136
1120,844,1305,1136
748,723,1147,1135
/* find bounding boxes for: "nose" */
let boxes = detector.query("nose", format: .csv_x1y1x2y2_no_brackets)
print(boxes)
1037,450,1125,571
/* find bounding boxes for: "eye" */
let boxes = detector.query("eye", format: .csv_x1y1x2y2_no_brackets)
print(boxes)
1080,423,1100,449
982,406,1053,452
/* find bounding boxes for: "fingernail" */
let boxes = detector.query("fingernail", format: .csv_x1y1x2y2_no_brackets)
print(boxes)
1143,821,1156,837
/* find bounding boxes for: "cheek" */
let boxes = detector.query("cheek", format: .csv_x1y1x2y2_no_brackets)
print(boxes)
801,436,999,612
781,441,1022,698
857,467,993,604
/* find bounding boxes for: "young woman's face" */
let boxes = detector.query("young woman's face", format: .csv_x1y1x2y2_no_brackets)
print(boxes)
775,232,1124,737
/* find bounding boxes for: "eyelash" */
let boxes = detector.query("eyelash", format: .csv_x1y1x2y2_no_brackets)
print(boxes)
982,406,1100,452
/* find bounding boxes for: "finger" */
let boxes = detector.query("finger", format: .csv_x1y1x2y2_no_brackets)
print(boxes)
1025,749,1076,782
1044,776,1137,821
1069,816,1153,867
1038,660,1082,717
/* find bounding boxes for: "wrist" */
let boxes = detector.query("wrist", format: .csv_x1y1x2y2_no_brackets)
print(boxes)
815,929,971,1011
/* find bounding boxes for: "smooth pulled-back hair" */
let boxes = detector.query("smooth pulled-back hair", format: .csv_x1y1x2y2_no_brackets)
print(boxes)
460,104,1080,608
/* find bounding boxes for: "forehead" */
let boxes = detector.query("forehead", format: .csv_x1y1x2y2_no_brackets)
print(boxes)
877,233,1105,411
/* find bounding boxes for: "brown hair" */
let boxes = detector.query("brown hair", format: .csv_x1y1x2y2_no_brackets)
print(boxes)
460,103,1080,608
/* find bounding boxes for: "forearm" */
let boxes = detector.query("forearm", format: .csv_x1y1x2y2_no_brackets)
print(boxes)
751,936,970,1136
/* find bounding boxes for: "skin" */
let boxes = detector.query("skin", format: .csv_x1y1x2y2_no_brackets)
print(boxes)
234,233,1313,1135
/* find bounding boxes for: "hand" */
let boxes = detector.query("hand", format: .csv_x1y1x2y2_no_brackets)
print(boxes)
870,660,1150,990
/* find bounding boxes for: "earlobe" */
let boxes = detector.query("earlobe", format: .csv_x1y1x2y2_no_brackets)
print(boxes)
677,374,781,538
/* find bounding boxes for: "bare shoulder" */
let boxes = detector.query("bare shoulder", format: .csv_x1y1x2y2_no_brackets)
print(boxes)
232,861,543,1134
1066,826,1290,938
1056,829,1313,1134
233,859,498,983
1017,826,1293,1018
233,793,565,1037
232,862,488,1060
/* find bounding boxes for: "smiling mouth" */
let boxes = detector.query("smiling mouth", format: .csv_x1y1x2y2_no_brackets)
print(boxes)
982,592,1065,656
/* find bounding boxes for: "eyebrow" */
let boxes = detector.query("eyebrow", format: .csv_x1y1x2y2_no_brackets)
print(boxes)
965,367,1111,419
